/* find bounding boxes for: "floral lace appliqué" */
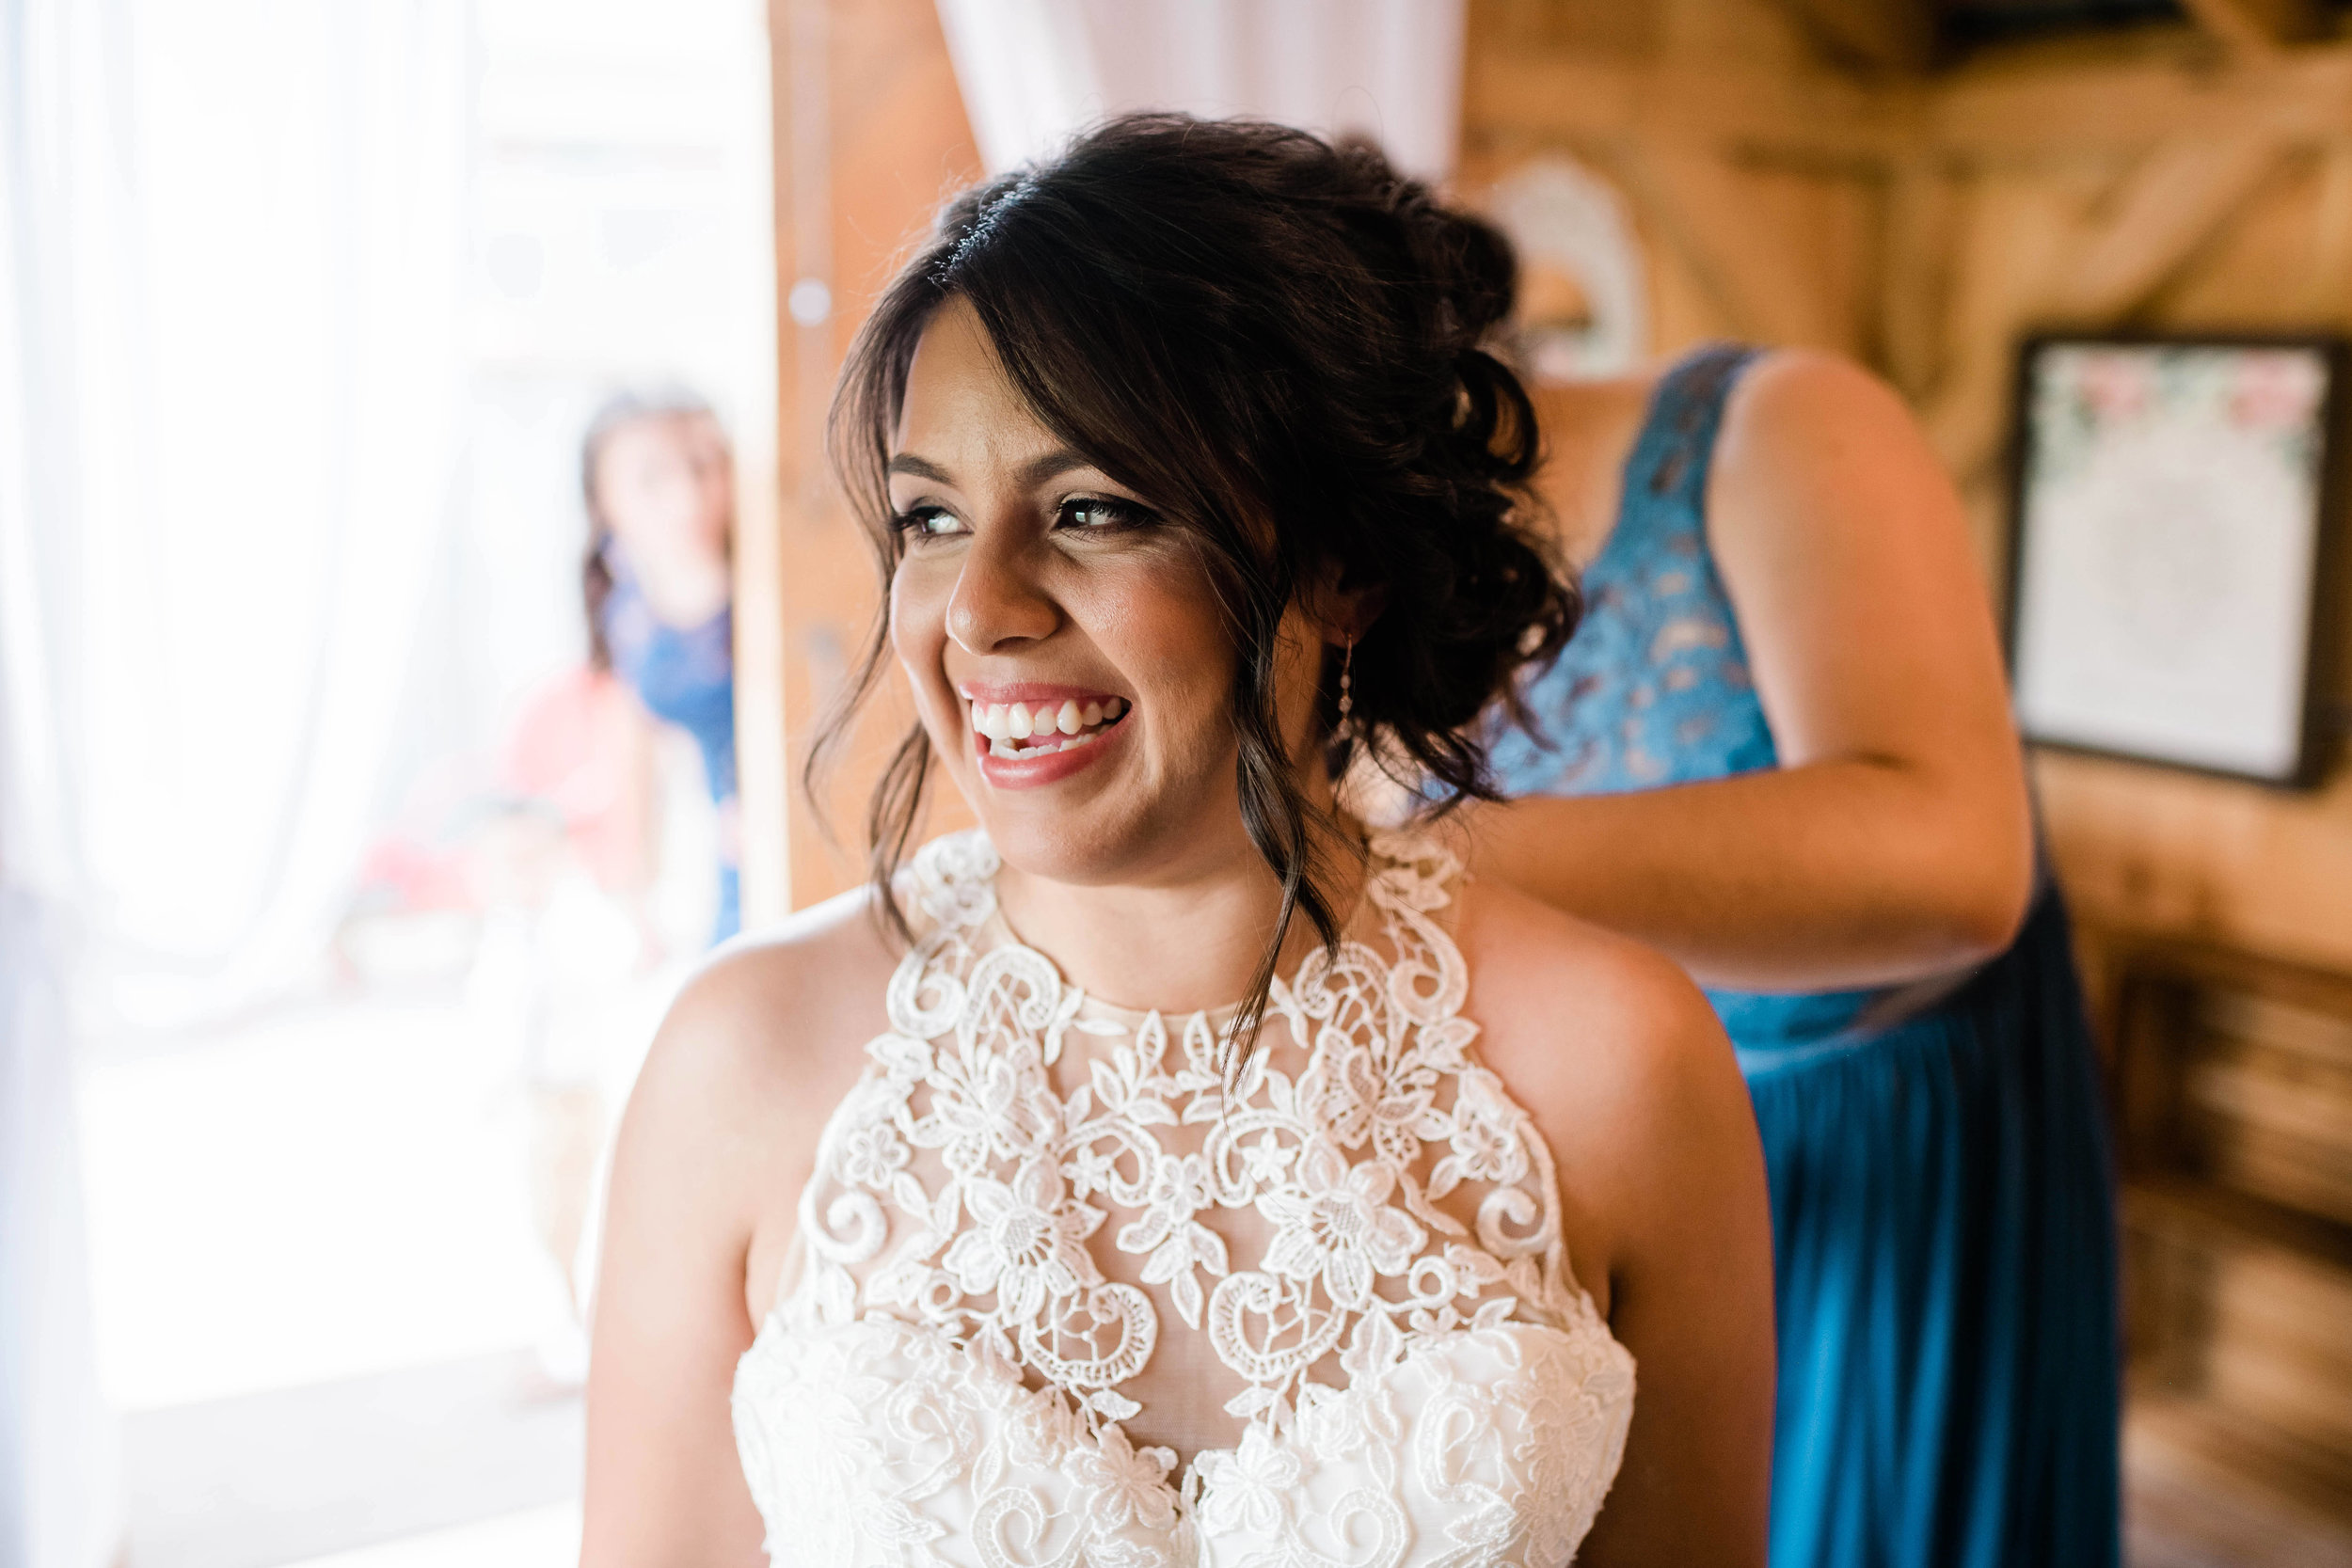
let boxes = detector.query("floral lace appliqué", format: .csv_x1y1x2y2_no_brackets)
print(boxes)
732,830,1636,1566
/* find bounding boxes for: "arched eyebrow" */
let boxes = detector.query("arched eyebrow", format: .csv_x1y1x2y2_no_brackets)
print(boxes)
885,453,954,484
885,448,1095,489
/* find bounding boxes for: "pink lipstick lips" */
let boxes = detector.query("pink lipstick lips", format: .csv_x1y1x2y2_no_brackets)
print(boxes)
960,683,1132,789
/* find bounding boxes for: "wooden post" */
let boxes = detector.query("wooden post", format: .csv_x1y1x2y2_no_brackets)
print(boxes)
752,0,982,915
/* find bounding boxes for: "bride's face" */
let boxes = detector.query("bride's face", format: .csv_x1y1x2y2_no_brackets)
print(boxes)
887,297,1325,886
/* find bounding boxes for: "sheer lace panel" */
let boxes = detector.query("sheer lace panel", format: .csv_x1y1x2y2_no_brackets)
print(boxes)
733,830,1636,1567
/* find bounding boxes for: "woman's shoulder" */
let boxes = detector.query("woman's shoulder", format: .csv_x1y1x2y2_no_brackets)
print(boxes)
624,883,902,1150
1449,874,1756,1255
1713,346,1937,507
684,885,900,1036
637,829,1003,1093
1452,873,1731,1097
600,881,908,1286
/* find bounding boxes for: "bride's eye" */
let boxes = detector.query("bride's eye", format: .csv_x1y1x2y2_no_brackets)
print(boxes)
1057,496,1155,532
892,505,965,540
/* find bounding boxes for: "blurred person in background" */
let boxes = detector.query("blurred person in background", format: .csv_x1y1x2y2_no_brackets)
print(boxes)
1471,345,2120,1568
473,388,743,1382
580,388,741,945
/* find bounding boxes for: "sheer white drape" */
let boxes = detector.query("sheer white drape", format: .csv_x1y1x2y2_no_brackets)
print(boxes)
0,895,117,1568
0,0,468,1022
933,0,1467,182
0,2,466,1560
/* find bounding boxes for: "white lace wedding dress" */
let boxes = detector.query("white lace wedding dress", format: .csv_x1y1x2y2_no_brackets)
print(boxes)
733,830,1635,1567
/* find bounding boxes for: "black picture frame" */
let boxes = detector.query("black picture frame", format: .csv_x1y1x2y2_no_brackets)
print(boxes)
2004,331,2347,788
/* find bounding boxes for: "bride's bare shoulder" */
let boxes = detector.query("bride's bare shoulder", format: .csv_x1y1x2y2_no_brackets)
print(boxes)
596,884,914,1347
616,885,900,1171
1451,876,1757,1251
1454,875,1722,1072
671,886,900,1058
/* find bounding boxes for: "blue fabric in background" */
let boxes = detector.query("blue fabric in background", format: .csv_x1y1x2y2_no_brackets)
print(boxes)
601,551,740,943
1490,344,2122,1567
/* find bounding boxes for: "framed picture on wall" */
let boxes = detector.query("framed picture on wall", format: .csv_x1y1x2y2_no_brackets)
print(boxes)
2007,333,2344,785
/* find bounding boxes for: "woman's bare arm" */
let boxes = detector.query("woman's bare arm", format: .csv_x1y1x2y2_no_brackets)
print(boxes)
1463,882,1775,1566
580,902,886,1568
1473,353,2033,991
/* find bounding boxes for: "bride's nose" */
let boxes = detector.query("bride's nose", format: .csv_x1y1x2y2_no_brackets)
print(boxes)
946,532,1059,655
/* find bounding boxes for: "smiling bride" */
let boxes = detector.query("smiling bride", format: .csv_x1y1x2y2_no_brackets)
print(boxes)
580,115,1772,1568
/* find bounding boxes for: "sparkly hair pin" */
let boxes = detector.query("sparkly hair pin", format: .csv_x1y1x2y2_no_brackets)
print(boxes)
936,174,1040,280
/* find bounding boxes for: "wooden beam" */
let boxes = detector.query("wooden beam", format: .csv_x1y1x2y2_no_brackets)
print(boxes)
1929,45,2352,161
2178,0,2327,55
2044,133,2284,319
1876,157,1960,401
1615,145,1848,348
1921,132,2283,489
1463,44,1909,164
1470,35,2352,166
1773,0,1936,74
1922,175,2086,490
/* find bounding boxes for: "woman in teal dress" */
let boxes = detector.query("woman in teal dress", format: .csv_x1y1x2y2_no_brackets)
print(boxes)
1478,344,2121,1567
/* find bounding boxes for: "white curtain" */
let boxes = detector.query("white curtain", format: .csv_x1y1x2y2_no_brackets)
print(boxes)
0,0,469,1020
0,2,467,1561
934,0,1467,183
0,895,117,1568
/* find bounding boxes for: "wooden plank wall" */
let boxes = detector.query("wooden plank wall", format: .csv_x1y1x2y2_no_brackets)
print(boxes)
1461,0,2352,981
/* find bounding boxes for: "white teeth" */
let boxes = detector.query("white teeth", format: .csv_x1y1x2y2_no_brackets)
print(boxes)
974,694,1125,761
1064,732,1095,750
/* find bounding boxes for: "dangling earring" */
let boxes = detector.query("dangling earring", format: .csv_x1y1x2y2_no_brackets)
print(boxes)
1337,636,1355,725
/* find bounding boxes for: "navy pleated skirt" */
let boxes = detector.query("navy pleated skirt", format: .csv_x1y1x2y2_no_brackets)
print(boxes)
1728,890,2122,1568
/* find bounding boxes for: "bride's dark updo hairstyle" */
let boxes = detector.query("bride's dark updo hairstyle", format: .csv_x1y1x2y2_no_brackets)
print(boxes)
820,113,1577,1049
